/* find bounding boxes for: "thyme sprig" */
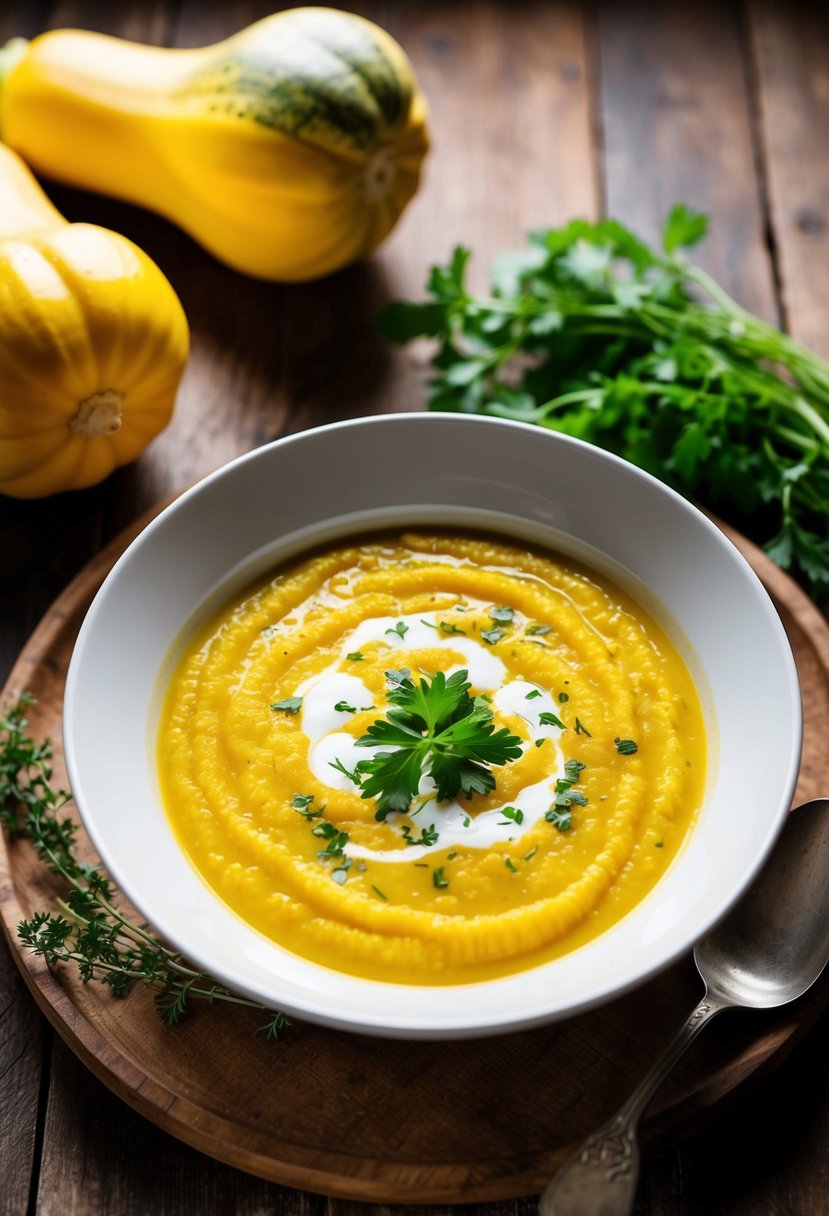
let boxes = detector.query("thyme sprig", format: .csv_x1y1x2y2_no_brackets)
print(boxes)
0,696,288,1038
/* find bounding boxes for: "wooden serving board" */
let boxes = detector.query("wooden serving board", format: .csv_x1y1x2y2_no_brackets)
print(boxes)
1,512,828,1205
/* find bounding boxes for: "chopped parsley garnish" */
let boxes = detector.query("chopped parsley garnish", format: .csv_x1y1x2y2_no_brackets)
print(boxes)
346,651,364,662
439,621,466,636
574,717,592,737
499,805,525,826
525,689,542,701
546,807,573,832
545,763,589,832
331,860,352,885
432,866,449,889
420,618,438,629
504,857,518,873
329,756,361,784
309,819,350,864
615,738,639,755
270,696,303,715
386,621,409,640
564,758,586,782
372,885,388,900
334,701,357,714
354,669,523,819
526,624,551,636
481,626,506,645
290,793,322,819
489,605,515,622
539,710,566,730
523,845,538,861
655,840,664,848
558,692,569,703
401,822,439,847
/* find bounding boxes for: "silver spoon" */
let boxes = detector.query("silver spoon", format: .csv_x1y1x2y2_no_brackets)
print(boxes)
539,797,829,1216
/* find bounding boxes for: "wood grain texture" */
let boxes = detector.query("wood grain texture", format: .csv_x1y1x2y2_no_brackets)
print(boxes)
2,517,827,1206
597,0,779,322
748,1,829,358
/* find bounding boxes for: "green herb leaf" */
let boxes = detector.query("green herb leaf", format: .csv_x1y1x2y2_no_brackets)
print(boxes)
346,651,364,662
1,697,288,1038
334,701,357,714
271,696,302,715
386,621,409,640
439,621,466,636
432,866,449,889
499,805,525,826
481,627,506,645
355,669,522,818
615,738,639,755
490,605,515,622
539,711,566,730
526,624,551,636
526,689,542,700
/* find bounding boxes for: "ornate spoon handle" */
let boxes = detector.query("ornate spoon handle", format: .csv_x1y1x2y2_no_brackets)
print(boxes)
538,991,729,1216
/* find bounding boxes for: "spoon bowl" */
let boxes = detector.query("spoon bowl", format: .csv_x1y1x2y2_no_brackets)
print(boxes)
697,798,829,1009
540,798,829,1216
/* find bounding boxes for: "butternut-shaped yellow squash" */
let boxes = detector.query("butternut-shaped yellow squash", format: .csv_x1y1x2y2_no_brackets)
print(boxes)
0,143,189,498
0,8,430,282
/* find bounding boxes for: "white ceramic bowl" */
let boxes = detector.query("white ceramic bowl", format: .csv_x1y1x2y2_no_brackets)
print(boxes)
64,414,802,1039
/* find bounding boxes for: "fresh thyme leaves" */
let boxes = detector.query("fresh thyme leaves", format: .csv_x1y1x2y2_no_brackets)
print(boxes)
380,207,829,596
270,696,302,715
564,758,587,782
334,701,356,713
439,621,466,636
574,717,592,737
372,884,388,900
386,621,409,640
615,738,639,755
539,711,566,730
0,698,288,1038
432,866,449,889
346,651,364,662
490,605,515,622
499,805,525,826
504,856,518,873
526,689,542,700
526,624,551,636
355,669,523,819
481,626,506,645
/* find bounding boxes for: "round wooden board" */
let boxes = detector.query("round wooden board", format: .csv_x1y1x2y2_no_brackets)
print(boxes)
2,510,828,1205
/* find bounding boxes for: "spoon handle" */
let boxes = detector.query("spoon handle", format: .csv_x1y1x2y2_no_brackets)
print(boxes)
538,991,729,1216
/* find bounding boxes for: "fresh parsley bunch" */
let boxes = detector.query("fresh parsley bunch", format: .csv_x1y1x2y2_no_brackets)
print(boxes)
355,669,523,818
381,206,829,597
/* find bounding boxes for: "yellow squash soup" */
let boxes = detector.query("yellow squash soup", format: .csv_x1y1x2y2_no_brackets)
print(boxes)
158,533,706,984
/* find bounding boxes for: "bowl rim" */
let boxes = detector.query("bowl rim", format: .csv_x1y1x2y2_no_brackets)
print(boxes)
63,413,803,1038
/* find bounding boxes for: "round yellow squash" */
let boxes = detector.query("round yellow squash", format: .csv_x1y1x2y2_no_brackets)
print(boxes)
0,8,430,281
0,143,189,498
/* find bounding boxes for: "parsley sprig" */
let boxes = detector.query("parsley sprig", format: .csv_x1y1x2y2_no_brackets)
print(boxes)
0,697,288,1038
381,206,829,596
354,669,523,819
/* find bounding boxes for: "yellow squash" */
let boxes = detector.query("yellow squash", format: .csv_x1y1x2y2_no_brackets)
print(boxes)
0,8,430,281
0,143,188,498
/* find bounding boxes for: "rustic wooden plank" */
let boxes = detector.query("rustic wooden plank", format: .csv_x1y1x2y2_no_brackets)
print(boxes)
747,1,829,359
274,0,599,440
34,1040,325,1216
597,0,778,322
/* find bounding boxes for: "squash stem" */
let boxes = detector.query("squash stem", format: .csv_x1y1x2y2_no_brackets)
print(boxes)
0,38,28,122
70,390,124,437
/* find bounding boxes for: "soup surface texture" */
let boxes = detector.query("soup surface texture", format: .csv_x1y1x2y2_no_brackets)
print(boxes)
158,533,706,984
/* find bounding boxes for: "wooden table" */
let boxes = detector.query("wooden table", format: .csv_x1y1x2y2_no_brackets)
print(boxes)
2,2,829,1212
